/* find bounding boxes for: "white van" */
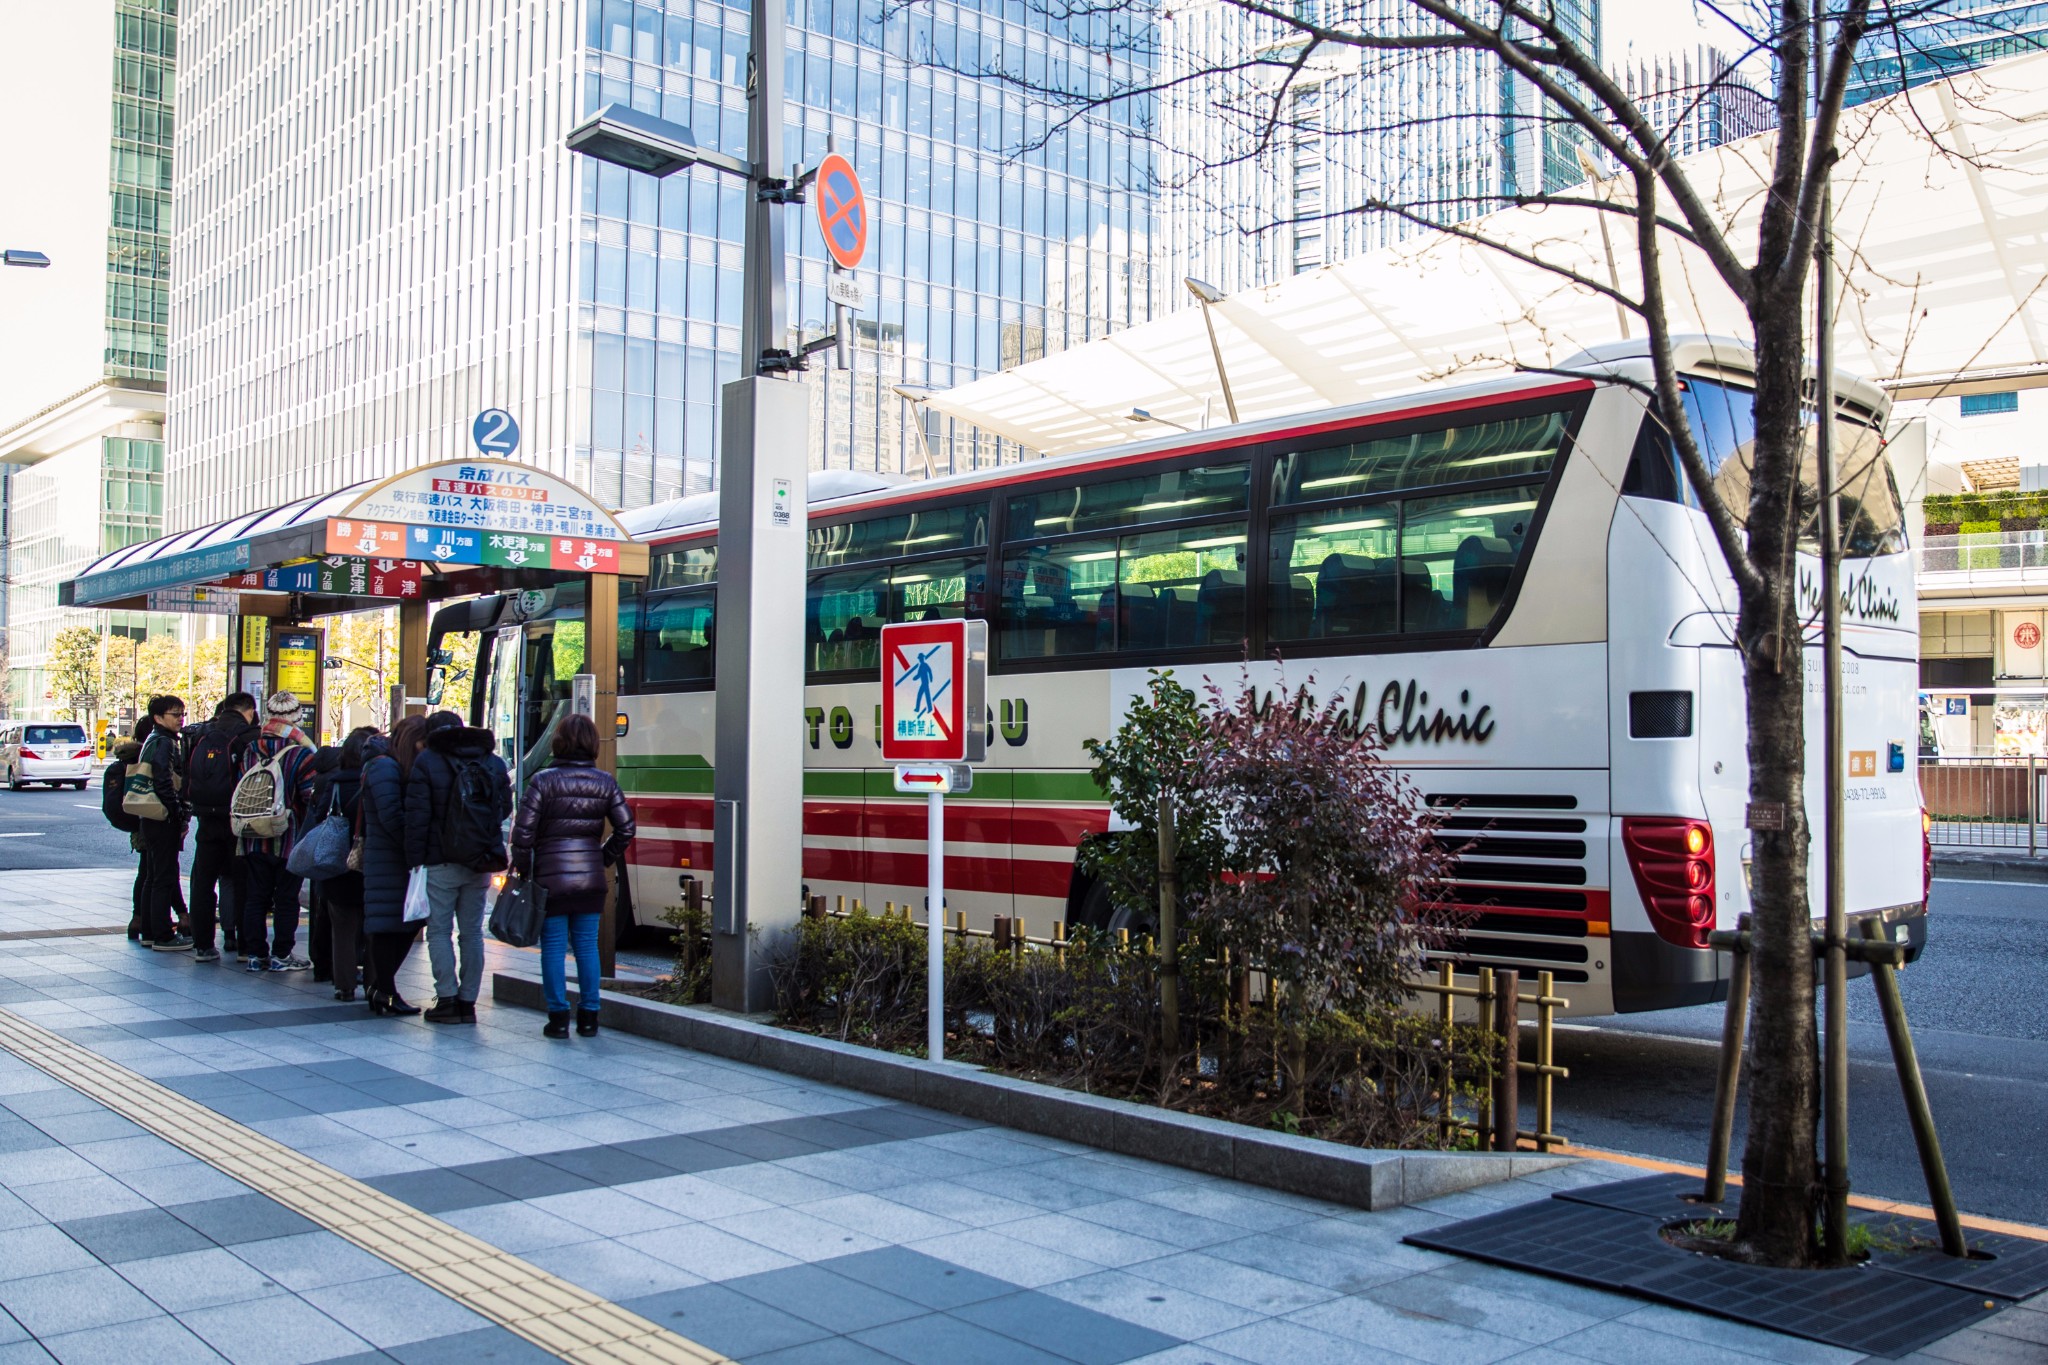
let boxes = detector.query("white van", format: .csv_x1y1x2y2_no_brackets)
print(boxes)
0,723,95,790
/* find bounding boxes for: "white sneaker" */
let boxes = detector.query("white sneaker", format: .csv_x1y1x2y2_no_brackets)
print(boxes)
270,955,312,972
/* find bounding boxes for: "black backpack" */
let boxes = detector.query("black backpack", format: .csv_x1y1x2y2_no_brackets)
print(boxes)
102,763,141,834
186,722,246,816
440,755,507,871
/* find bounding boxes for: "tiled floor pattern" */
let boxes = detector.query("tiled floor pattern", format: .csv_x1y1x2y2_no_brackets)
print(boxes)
2,868,2043,1364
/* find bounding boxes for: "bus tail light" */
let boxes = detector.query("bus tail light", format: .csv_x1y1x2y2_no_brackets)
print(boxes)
1922,808,1932,905
1621,817,1716,949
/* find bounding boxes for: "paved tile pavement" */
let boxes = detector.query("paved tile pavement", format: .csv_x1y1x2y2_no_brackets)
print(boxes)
0,868,2042,1364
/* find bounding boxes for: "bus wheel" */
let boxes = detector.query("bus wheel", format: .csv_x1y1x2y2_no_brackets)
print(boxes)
1074,879,1156,940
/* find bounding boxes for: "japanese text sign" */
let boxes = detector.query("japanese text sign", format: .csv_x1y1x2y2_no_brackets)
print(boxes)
880,619,987,763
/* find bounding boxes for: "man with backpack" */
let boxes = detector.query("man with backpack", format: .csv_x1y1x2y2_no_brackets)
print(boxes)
103,735,146,939
404,710,512,1024
134,697,194,953
185,693,257,958
233,691,318,972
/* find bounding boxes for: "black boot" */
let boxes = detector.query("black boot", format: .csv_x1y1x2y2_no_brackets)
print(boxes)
382,990,420,1017
459,1000,477,1024
575,1009,600,1038
423,997,464,1024
543,1011,571,1039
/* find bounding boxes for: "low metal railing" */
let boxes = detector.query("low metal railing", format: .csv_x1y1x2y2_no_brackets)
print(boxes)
804,894,1568,1151
1922,755,2046,853
1919,531,2048,574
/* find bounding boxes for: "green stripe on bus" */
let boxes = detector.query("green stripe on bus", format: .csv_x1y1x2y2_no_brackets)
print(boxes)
616,761,1102,806
617,753,708,769
617,767,714,795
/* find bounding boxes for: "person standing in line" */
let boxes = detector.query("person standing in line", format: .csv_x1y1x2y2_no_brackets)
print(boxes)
305,741,343,984
104,735,146,940
136,696,193,953
405,711,512,1025
361,716,427,1016
511,714,635,1039
184,693,257,958
311,726,376,1001
236,692,318,972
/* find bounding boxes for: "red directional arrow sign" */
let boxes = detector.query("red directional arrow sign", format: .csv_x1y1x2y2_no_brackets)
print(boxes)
815,152,868,271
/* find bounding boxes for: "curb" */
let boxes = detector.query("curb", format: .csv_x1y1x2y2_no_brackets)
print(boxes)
1932,852,2048,884
490,971,1570,1211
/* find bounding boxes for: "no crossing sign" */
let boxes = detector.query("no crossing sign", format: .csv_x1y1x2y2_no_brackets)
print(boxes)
880,619,987,763
814,152,868,271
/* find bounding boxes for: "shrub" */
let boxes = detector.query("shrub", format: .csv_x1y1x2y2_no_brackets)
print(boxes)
1078,670,1225,930
765,911,927,1048
1192,673,1459,1093
649,902,712,1006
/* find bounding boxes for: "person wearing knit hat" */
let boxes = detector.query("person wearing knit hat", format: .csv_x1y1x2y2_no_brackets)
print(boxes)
263,692,316,747
234,692,319,971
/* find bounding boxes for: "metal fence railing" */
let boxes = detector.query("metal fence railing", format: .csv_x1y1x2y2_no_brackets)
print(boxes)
1921,755,2046,853
1920,532,2048,575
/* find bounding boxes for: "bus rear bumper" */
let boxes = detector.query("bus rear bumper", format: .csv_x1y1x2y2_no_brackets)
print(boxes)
1610,901,1929,1013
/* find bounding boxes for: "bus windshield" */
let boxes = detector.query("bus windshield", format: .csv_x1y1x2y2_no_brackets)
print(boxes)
1629,375,1907,558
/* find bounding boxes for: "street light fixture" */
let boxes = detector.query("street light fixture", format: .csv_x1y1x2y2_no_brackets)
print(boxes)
3,250,51,268
565,104,750,181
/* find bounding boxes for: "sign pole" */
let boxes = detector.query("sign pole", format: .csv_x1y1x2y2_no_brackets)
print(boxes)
928,788,944,1062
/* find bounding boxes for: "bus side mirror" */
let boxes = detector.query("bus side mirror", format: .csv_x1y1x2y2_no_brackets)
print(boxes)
426,668,446,705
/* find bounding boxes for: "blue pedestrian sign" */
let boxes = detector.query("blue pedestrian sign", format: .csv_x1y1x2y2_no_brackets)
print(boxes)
472,408,520,456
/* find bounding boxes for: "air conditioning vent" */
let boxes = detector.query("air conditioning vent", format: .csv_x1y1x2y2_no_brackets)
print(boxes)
1630,690,1694,738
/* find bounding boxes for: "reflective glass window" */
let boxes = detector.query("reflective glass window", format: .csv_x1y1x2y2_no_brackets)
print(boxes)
1272,410,1568,505
642,590,715,685
1006,463,1247,539
808,502,987,568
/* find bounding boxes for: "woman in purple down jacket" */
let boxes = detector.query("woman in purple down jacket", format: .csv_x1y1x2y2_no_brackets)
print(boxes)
510,713,634,1039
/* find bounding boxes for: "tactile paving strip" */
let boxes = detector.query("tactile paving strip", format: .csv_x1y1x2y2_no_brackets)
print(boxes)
0,1005,731,1364
1405,1189,2000,1358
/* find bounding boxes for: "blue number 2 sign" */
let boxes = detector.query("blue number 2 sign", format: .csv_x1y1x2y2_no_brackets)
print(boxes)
472,408,520,456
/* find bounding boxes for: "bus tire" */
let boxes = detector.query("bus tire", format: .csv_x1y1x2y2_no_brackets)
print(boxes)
1073,877,1155,939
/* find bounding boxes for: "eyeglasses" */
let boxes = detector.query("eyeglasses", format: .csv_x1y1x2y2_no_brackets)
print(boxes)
164,710,186,718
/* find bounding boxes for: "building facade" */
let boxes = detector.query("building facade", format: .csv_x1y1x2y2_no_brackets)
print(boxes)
166,0,1157,531
1613,47,1775,162
1847,0,2048,106
0,0,180,715
1156,0,1599,295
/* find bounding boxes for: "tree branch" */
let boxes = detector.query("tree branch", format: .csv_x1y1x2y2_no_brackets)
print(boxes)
1361,197,1648,315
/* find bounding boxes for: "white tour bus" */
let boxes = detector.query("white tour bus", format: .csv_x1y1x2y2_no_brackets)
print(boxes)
429,337,1927,1015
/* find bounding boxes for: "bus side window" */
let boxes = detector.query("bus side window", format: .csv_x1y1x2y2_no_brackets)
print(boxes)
640,590,715,686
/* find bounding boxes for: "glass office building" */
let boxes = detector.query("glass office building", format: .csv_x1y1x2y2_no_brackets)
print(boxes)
1159,0,1598,292
1847,0,2048,105
167,0,1156,531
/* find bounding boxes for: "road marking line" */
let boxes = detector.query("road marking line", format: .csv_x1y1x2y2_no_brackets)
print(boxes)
1552,1142,2048,1243
0,833,46,838
0,1006,732,1364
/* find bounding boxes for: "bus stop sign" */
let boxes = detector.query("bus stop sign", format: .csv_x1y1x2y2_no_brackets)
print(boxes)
880,619,986,763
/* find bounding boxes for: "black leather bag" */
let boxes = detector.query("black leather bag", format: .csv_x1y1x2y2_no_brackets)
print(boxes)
487,874,549,948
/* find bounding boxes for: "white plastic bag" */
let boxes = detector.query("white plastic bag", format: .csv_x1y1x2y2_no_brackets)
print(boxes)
403,866,431,924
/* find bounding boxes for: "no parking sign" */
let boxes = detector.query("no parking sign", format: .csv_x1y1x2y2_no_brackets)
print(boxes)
814,152,868,271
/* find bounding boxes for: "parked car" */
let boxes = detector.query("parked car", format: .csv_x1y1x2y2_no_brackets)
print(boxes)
0,723,95,789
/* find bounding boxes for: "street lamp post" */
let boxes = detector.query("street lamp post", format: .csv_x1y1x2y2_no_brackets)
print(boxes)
2,250,51,269
566,0,818,1011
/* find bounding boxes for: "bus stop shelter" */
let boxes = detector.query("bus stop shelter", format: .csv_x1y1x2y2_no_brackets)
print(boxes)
61,459,648,772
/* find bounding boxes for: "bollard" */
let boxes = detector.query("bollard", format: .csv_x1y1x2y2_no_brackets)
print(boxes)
686,878,704,914
803,894,826,921
1492,969,1520,1152
1013,917,1026,959
953,909,966,939
992,917,1011,952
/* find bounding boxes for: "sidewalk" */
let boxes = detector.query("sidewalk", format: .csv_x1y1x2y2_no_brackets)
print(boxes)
2,867,2043,1364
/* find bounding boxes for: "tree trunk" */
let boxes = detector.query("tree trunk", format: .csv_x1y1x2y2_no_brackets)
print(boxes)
1732,304,1822,1268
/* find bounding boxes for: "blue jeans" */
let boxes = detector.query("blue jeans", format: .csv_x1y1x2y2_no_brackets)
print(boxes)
541,913,601,1014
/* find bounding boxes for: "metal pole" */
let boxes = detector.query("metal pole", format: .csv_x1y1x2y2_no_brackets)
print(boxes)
1493,969,1520,1152
1157,788,1180,1052
1859,920,1967,1255
1815,0,1851,1268
928,789,944,1062
2031,755,2038,857
1704,918,1752,1203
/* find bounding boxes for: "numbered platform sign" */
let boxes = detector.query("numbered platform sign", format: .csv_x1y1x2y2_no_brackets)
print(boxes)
880,619,987,763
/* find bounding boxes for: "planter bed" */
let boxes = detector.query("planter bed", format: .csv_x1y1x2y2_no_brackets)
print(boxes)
493,970,1570,1210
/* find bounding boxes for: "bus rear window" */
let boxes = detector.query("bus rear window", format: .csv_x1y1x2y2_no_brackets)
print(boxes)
1625,375,1906,558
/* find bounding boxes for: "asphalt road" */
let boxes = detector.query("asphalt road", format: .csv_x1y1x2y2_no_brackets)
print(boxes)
0,768,137,871
1555,875,2048,1226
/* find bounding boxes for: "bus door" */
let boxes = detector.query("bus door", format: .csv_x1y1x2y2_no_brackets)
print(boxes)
483,605,589,796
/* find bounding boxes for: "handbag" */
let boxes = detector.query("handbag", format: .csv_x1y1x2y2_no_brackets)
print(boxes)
487,874,549,948
122,759,168,822
288,786,353,881
345,782,366,872
402,865,432,924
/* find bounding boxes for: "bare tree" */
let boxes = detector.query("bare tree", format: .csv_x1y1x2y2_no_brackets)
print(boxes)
908,0,1963,1267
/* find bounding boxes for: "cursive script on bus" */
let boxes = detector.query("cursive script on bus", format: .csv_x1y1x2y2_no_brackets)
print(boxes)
1798,565,1902,623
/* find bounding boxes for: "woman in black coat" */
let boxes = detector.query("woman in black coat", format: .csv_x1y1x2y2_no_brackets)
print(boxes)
510,714,634,1039
309,727,376,1001
361,715,427,1016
